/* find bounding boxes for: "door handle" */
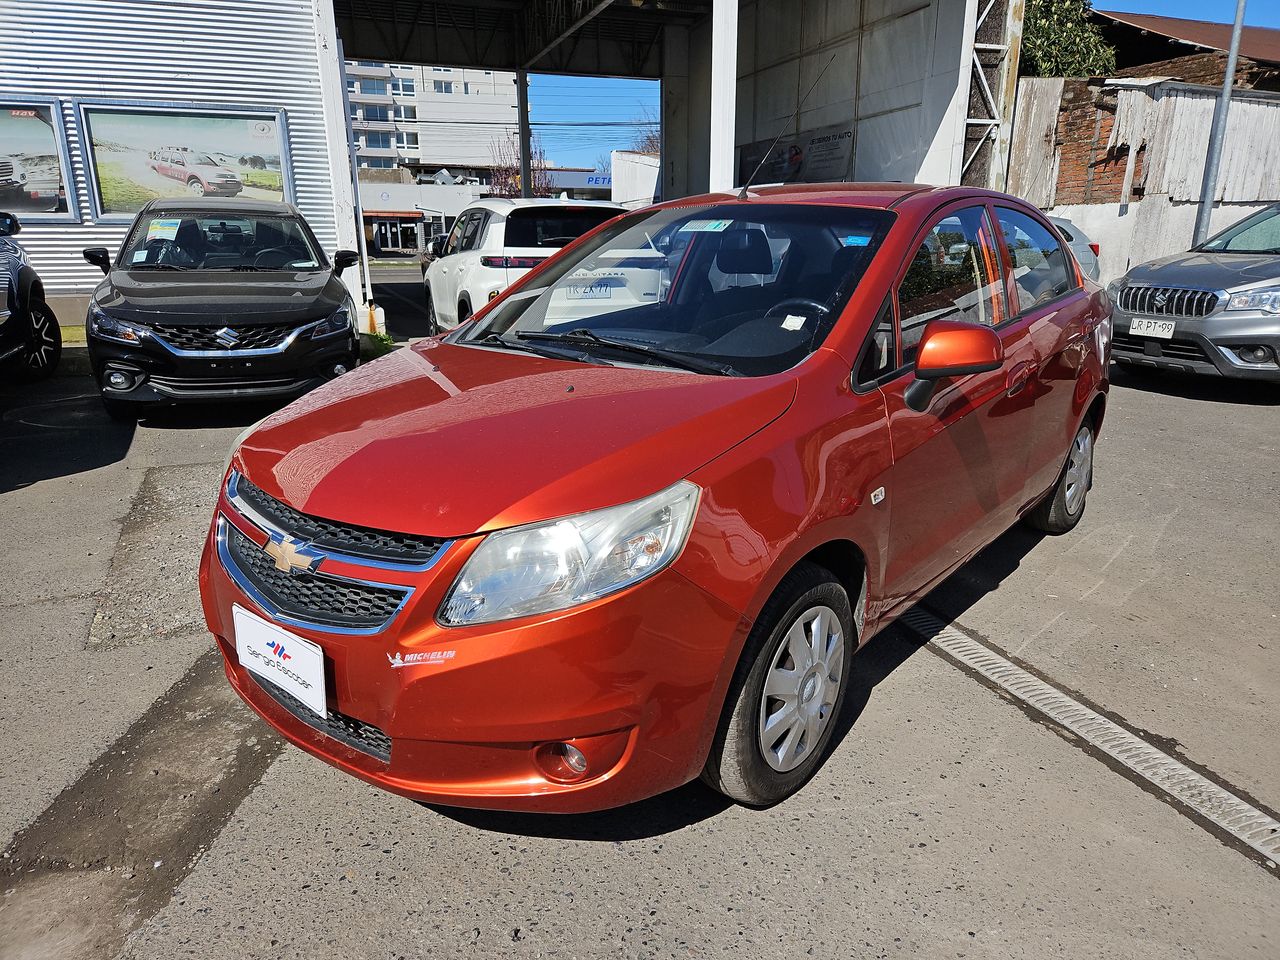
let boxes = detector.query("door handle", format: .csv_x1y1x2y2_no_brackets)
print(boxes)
1006,361,1036,396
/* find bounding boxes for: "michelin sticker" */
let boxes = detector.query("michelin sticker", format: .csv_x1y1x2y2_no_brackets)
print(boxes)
387,650,457,669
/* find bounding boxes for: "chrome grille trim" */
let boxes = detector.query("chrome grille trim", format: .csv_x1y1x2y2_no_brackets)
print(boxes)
1116,285,1220,318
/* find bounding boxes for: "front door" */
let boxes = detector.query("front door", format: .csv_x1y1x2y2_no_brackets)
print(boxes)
879,203,1038,611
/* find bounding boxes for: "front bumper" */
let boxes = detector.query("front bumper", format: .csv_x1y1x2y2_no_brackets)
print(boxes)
88,326,358,405
1111,309,1280,381
199,488,747,813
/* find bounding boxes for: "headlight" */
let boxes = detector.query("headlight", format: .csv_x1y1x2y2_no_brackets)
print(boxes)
1226,287,1280,315
89,305,149,344
310,298,355,339
439,480,701,626
1106,278,1124,301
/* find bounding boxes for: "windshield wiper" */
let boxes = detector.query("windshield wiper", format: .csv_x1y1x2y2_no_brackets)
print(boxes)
518,329,741,376
229,264,262,271
473,332,610,365
129,263,188,271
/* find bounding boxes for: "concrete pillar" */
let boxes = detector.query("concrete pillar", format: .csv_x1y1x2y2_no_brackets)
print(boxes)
516,69,532,198
661,24,691,200
708,0,738,192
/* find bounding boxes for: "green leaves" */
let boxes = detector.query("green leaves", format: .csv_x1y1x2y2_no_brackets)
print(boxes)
1022,0,1117,78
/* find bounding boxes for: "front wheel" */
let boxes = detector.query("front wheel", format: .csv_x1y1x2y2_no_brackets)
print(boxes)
1026,420,1095,534
16,300,61,381
423,283,440,335
703,562,854,807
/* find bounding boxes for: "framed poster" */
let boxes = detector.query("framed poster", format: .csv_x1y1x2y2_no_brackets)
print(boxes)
76,101,293,220
0,97,77,221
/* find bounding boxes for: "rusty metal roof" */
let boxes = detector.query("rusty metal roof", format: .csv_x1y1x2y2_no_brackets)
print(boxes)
1095,9,1280,66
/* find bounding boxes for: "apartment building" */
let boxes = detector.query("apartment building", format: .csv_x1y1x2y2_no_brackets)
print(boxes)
345,60,520,174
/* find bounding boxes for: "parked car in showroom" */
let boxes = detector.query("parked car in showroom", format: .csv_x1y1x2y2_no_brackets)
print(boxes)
1047,215,1100,282
149,147,243,197
0,211,61,380
421,198,623,331
0,155,29,204
1108,203,1280,380
82,198,359,419
203,184,1110,813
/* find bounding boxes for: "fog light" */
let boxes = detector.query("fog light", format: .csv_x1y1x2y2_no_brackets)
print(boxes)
106,370,133,390
1236,345,1274,364
535,741,590,782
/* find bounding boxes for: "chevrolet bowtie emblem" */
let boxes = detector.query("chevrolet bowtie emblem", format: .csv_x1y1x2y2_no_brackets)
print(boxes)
263,533,322,575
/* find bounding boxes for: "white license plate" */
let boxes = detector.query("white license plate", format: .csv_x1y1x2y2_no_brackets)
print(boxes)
1129,317,1176,340
565,281,611,300
233,605,327,717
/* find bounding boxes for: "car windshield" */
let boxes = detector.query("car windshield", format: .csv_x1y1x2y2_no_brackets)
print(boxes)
119,212,324,271
194,155,219,166
1196,205,1280,254
504,207,621,248
459,203,894,377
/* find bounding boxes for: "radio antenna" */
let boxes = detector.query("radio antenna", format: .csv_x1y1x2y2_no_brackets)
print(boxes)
737,52,838,201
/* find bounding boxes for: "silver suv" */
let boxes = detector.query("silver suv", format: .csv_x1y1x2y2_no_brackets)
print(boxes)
1109,204,1280,381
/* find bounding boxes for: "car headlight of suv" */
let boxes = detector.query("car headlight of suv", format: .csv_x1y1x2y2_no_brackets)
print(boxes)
310,297,356,339
89,305,149,344
1226,287,1280,315
439,480,701,626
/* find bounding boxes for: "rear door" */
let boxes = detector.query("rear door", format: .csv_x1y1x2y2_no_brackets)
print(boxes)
879,202,1037,609
427,210,475,325
992,205,1092,504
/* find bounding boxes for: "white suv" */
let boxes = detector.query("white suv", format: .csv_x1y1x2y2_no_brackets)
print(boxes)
422,198,623,330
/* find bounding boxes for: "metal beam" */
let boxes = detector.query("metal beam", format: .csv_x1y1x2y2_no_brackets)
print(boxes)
517,68,533,197
523,0,613,69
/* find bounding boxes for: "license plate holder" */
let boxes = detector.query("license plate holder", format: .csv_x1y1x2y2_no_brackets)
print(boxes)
1129,317,1176,340
233,605,327,717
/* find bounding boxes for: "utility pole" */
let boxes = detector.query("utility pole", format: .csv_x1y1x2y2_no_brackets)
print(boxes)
1193,0,1248,246
516,69,533,199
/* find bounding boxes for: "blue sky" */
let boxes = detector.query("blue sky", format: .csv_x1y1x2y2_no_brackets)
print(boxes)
1097,1,1280,28
529,1,1278,170
529,74,659,171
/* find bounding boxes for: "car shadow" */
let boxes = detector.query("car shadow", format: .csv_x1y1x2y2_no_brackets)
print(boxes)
1111,364,1280,405
0,376,136,494
135,398,289,431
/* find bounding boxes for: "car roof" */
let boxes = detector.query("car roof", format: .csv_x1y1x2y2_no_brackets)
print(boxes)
468,197,625,215
652,182,1031,213
139,197,300,216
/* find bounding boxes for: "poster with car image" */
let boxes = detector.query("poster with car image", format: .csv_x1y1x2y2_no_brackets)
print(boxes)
0,102,73,217
80,104,289,216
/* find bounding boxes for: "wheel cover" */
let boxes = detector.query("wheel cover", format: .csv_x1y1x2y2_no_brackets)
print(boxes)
757,604,844,773
24,307,58,371
1064,425,1093,516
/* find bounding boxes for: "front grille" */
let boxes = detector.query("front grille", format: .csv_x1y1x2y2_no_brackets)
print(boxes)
1116,286,1218,318
247,672,391,763
235,474,446,566
0,160,13,180
152,321,300,351
225,522,407,629
1113,332,1212,364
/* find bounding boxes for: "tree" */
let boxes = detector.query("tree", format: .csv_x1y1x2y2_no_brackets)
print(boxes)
1021,0,1116,78
630,105,661,156
488,132,554,198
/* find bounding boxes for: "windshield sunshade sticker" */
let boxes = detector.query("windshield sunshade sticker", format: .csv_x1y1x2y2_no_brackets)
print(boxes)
840,234,871,247
679,218,734,233
147,218,181,242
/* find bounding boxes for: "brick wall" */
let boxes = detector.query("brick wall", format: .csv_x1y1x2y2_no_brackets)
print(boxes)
1045,52,1267,206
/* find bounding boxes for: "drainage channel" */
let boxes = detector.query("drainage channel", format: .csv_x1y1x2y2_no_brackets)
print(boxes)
900,606,1280,874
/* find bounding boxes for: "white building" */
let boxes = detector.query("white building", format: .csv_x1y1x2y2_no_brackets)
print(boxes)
346,61,520,174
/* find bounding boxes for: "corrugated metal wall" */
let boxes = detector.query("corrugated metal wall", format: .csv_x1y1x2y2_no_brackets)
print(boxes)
0,0,348,296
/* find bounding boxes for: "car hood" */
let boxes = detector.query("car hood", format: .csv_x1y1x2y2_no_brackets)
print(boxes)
96,269,345,325
234,340,797,539
1124,251,1280,291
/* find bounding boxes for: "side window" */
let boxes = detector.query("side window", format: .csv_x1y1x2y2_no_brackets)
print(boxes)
855,295,898,387
459,212,486,252
995,207,1076,313
443,212,471,257
897,206,1005,365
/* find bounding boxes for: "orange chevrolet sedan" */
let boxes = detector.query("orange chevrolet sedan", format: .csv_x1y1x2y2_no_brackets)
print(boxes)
199,184,1111,812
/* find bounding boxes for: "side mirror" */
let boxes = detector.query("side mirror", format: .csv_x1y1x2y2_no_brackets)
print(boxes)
429,235,446,258
332,249,359,272
0,212,20,236
83,247,112,274
905,320,1004,412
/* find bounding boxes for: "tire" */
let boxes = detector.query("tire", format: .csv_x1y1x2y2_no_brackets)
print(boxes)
101,398,140,422
457,299,471,324
15,300,61,382
187,178,206,197
1026,420,1095,534
423,283,440,335
702,561,854,807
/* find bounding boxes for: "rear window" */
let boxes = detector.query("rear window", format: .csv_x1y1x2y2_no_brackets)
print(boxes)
504,208,618,249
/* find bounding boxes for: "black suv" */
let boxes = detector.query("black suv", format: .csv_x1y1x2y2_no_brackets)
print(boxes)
0,211,61,381
83,198,360,420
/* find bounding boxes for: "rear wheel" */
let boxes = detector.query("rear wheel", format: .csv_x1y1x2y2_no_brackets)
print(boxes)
457,299,471,325
16,300,61,381
423,283,440,335
187,178,206,197
1026,421,1094,534
702,562,853,807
